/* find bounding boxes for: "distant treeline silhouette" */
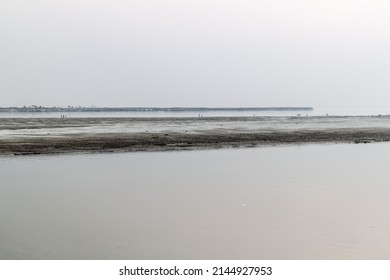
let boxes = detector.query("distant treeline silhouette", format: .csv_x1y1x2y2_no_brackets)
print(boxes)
0,106,313,113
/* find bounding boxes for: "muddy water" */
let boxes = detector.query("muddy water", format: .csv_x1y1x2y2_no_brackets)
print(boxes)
1,143,390,259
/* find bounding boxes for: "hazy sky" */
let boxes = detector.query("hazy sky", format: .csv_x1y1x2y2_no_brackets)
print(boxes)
1,0,390,107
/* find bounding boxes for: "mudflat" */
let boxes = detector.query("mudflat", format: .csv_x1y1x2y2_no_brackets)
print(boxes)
1,116,390,155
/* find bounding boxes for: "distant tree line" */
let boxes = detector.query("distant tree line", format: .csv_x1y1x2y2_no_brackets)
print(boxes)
0,106,313,113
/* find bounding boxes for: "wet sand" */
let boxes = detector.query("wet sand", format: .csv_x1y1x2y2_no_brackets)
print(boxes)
1,116,390,155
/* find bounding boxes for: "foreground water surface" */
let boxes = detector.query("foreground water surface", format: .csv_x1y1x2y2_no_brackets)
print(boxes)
1,143,389,259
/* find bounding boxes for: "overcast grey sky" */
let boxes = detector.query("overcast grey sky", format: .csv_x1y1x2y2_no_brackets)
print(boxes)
1,0,390,108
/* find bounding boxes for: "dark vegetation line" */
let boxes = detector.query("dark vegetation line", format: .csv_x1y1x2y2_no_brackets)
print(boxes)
0,106,314,113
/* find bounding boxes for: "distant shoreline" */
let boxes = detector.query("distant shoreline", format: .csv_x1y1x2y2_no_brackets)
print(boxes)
1,115,390,156
0,106,313,113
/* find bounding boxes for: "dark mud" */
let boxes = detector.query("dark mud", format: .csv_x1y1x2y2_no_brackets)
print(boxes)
1,116,390,155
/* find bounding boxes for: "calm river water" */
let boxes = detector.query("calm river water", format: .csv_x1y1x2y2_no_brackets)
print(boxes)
1,143,390,259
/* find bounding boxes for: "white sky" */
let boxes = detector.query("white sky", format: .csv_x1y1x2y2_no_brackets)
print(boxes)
1,0,390,108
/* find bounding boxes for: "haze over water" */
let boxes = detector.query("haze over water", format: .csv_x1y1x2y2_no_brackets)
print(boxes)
2,0,390,264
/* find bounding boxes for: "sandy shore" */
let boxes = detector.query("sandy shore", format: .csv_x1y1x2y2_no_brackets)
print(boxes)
1,116,390,155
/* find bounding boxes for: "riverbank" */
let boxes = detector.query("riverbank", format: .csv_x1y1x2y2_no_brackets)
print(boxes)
1,116,390,155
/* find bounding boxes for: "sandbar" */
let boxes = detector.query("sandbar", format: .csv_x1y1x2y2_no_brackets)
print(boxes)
1,116,390,155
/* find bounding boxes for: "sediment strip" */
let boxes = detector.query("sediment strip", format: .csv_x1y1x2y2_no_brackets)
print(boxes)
1,116,390,155
1,129,390,155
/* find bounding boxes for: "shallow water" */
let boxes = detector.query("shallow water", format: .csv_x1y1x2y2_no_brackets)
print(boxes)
1,143,390,259
1,107,390,118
